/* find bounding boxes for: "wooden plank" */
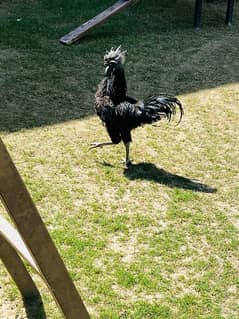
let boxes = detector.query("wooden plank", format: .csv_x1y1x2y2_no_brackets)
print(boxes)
60,0,139,45
0,216,39,273
0,233,40,299
0,138,90,319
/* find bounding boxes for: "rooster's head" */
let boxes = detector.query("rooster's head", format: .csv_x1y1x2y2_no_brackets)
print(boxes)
104,46,126,76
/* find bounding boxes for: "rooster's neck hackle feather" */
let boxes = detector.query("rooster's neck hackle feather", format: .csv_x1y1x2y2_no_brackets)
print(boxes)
104,46,127,65
101,46,128,105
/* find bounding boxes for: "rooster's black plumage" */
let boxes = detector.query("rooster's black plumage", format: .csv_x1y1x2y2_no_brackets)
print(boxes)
90,46,183,166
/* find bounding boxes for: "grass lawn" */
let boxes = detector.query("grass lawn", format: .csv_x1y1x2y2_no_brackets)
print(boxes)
0,0,239,318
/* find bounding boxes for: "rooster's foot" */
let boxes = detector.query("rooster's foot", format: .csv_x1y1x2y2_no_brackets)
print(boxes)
89,143,103,149
123,159,132,168
89,142,113,150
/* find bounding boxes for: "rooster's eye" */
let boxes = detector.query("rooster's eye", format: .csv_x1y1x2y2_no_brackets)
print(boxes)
104,58,110,66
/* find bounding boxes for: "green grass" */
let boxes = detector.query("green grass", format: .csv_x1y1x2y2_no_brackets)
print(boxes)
0,0,239,318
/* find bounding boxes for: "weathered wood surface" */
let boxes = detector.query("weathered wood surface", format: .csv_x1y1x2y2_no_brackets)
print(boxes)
0,233,40,299
0,216,39,272
60,0,139,45
0,137,90,319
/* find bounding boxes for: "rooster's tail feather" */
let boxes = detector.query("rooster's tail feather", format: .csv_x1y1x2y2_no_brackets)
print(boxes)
142,95,183,124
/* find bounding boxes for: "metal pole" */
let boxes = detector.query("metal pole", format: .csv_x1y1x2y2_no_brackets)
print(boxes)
194,0,203,30
225,0,234,26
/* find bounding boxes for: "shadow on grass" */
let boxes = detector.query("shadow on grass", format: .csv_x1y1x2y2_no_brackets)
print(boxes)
124,162,217,193
23,294,46,319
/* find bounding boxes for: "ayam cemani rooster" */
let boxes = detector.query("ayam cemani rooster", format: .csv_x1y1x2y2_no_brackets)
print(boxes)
90,46,183,167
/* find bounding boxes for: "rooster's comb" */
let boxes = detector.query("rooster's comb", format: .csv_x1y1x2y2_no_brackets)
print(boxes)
104,46,127,64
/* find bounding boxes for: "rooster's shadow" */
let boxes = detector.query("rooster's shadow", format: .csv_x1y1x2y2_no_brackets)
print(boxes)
124,162,217,193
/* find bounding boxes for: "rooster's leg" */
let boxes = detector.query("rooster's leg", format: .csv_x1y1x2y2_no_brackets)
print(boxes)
124,142,131,167
89,142,114,149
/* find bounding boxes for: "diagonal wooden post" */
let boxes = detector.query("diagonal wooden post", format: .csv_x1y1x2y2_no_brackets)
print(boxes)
0,233,47,318
0,137,90,319
0,233,40,299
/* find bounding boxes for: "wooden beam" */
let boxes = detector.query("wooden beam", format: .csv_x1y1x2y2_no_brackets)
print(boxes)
0,138,90,319
0,233,40,299
0,235,47,318
0,216,39,273
60,0,139,45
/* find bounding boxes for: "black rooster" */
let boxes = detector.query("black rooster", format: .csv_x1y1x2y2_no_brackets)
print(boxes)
90,46,183,166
